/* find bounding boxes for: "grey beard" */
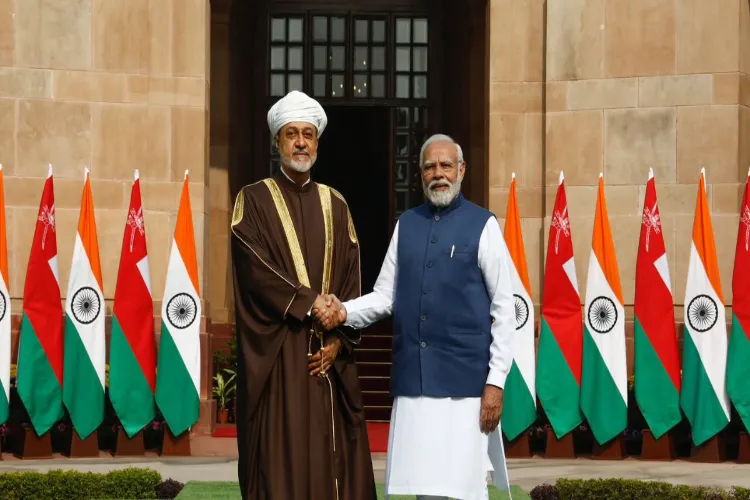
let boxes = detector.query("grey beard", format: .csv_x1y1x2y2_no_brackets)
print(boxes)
423,178,461,207
281,152,317,173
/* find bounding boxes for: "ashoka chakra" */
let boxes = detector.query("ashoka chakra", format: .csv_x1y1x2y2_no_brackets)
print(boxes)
687,294,718,333
587,296,618,334
166,293,198,329
71,286,101,325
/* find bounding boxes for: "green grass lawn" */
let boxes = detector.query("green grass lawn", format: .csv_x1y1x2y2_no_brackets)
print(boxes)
175,482,530,499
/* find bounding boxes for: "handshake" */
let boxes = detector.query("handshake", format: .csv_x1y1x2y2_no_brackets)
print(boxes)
312,294,347,331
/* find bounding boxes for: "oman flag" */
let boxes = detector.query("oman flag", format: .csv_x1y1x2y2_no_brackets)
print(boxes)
634,169,681,439
0,165,9,425
502,173,536,442
681,169,730,446
726,168,750,431
581,173,627,445
536,171,583,438
17,164,64,435
63,169,106,440
109,169,155,437
156,171,201,436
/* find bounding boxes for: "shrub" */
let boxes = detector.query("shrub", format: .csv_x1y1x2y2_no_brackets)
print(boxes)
155,478,185,499
0,467,162,499
530,478,746,500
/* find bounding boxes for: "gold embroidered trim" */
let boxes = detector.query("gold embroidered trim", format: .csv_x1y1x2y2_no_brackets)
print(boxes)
262,179,311,288
317,184,334,295
231,189,244,227
329,187,358,245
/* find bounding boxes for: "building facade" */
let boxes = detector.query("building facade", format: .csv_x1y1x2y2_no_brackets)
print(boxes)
1,0,748,432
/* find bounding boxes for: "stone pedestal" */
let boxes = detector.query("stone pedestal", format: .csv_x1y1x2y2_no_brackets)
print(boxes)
160,425,191,456
690,435,726,463
503,430,532,458
641,429,676,460
113,428,145,457
14,425,52,459
544,429,575,458
65,431,99,458
592,436,626,460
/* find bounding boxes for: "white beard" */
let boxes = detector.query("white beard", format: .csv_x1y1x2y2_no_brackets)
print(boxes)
423,177,461,207
281,151,317,173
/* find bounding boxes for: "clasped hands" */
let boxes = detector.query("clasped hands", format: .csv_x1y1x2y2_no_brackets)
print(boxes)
307,294,347,377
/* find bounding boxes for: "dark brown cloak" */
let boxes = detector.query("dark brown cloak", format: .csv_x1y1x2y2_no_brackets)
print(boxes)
230,172,377,500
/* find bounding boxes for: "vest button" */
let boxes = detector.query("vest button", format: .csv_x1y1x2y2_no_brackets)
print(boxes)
434,215,440,221
426,261,433,268
420,341,427,348
420,315,427,321
431,236,437,243
422,289,428,295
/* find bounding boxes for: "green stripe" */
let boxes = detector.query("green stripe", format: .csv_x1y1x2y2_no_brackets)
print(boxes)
727,313,750,432
62,315,105,440
16,313,64,435
109,315,155,438
0,379,8,424
581,326,627,445
634,316,681,439
155,321,199,436
680,326,729,446
536,318,583,438
502,361,536,441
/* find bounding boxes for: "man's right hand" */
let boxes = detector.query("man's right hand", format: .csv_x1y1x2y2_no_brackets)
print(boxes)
313,294,347,330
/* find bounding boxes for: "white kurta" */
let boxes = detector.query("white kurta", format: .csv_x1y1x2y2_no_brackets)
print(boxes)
343,217,516,500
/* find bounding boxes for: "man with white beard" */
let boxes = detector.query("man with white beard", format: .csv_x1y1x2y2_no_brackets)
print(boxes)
231,90,377,499
314,134,515,500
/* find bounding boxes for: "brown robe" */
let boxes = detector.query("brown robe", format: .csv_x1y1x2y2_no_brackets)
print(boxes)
230,172,377,500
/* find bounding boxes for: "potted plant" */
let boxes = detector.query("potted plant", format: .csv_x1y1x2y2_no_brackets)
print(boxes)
213,368,237,424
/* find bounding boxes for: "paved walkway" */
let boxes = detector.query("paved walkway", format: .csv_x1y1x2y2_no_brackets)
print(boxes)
2,452,750,492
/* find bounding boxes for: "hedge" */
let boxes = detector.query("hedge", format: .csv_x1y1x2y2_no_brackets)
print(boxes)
0,468,184,499
530,479,750,500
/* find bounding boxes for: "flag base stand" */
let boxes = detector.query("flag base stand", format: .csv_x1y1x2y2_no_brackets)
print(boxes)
13,425,52,459
640,429,676,460
690,435,726,463
113,428,145,456
503,430,532,458
160,426,191,456
591,436,626,460
65,431,100,458
544,429,575,458
737,432,750,463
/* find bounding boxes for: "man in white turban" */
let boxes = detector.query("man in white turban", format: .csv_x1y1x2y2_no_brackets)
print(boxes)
231,90,377,500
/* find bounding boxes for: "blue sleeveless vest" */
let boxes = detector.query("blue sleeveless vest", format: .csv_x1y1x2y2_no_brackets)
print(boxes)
391,193,494,398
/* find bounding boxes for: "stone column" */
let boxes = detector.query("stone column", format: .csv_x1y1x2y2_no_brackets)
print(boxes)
1,0,212,433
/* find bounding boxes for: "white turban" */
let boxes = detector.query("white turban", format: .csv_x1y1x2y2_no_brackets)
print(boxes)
267,90,328,138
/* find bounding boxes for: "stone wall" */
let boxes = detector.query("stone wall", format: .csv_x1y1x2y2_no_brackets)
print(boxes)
0,0,214,431
489,0,747,312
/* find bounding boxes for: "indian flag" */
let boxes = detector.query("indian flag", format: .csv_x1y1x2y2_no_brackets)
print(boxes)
63,169,106,440
681,169,730,446
728,168,750,431
581,173,627,445
634,169,681,439
110,169,155,437
0,165,9,425
17,164,64,435
502,173,536,442
156,171,201,436
537,171,583,438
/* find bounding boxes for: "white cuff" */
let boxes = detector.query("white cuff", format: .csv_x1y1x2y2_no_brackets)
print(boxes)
485,369,508,390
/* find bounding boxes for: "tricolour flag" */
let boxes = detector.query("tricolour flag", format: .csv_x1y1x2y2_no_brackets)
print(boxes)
581,173,627,445
0,165,9,425
536,171,584,438
63,169,106,440
634,169,681,439
110,169,155,437
17,164,64,435
681,169,730,446
156,171,201,436
502,173,536,441
727,168,750,431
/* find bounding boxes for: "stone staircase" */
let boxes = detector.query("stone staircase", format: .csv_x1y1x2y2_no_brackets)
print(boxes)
356,331,393,422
